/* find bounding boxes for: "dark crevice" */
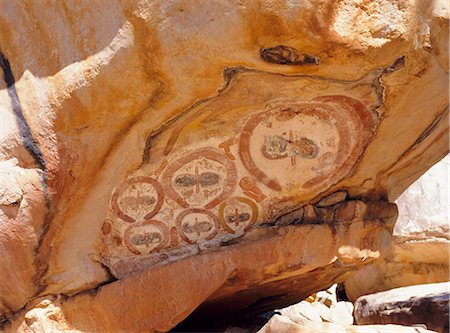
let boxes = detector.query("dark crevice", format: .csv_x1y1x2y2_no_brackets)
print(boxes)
0,51,46,171
260,45,320,65
0,49,53,320
406,106,448,152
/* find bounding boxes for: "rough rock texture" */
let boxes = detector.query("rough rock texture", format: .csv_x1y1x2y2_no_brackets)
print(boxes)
354,282,450,333
0,0,448,331
257,314,438,333
345,155,450,301
276,284,354,326
7,204,395,332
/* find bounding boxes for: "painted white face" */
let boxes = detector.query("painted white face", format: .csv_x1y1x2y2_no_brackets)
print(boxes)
171,157,226,207
177,210,218,244
124,221,169,254
113,177,163,223
241,106,342,192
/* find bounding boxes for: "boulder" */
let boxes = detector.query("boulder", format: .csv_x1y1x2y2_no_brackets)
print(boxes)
345,156,450,301
276,284,354,326
0,0,448,331
354,282,450,333
257,314,437,333
330,302,354,326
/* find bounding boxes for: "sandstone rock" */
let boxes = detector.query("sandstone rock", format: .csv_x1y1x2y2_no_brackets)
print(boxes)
307,284,338,307
276,284,354,327
345,156,450,301
224,327,252,333
354,282,450,333
279,302,324,323
0,0,448,331
330,302,354,326
14,298,72,333
0,159,47,322
257,314,437,333
316,191,348,207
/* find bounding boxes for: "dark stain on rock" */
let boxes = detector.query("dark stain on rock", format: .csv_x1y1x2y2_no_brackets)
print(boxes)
102,221,112,235
0,50,46,171
260,45,320,66
297,137,319,158
200,172,220,187
383,56,405,74
131,232,162,246
227,212,251,224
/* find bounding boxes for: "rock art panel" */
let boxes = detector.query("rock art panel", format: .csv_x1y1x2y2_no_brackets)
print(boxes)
100,75,378,278
1,1,448,328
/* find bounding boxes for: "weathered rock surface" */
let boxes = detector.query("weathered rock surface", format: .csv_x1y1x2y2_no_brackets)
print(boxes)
276,284,354,326
394,155,449,236
0,0,448,331
7,206,395,332
257,314,438,333
354,282,450,333
345,156,450,301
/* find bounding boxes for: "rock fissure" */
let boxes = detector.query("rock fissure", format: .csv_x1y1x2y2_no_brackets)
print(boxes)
0,51,47,172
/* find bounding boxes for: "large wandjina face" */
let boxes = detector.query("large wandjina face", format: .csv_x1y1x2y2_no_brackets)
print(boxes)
101,93,375,276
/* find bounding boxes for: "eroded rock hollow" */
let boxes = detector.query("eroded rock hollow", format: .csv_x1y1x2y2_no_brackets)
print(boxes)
0,1,448,332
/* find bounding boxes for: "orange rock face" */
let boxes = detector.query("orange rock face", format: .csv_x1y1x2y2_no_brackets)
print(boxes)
0,0,448,331
345,156,450,301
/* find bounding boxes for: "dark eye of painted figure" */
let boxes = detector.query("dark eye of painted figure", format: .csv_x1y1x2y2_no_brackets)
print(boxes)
197,221,213,232
131,232,162,245
121,196,156,207
227,212,251,224
183,221,213,235
262,135,319,161
175,174,197,187
199,172,220,186
262,135,288,159
175,172,220,187
295,137,319,159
